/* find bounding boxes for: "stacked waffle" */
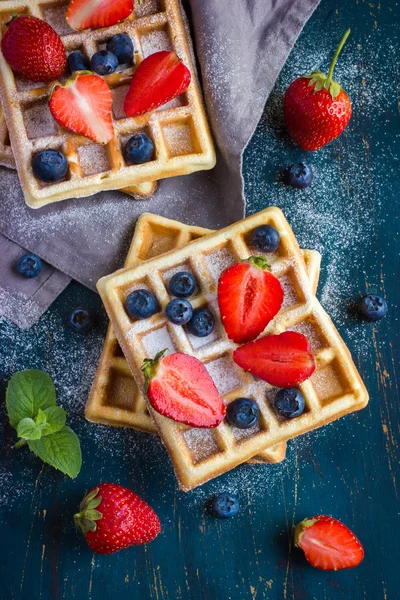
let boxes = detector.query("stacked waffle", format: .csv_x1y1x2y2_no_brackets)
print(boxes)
0,0,215,207
93,208,368,490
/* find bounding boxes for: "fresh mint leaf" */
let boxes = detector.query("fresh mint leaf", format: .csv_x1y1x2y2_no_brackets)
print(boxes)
28,426,82,479
6,370,56,428
35,408,47,426
39,406,67,436
17,418,42,441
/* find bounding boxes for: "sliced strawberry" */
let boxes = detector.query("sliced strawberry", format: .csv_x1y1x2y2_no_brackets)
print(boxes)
142,351,226,428
294,515,364,570
124,51,191,117
218,257,284,344
66,0,133,31
49,73,114,144
233,331,316,387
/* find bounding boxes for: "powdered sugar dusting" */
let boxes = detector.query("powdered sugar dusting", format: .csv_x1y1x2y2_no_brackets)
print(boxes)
163,122,195,157
78,144,111,176
204,355,243,396
278,273,300,309
205,246,237,282
141,325,176,357
140,29,173,57
24,101,58,140
183,428,220,462
245,30,399,356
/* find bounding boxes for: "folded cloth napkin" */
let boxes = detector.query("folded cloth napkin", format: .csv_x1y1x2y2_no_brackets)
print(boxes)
0,0,319,329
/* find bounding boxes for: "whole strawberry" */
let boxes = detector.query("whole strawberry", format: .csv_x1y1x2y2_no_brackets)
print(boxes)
1,16,67,82
74,483,161,554
284,29,352,151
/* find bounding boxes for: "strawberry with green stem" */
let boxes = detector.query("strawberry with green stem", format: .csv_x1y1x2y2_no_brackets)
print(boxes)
295,515,364,570
142,350,226,428
74,483,161,554
284,29,352,151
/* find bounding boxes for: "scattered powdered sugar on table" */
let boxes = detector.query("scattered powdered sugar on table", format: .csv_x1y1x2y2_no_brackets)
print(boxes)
245,30,399,355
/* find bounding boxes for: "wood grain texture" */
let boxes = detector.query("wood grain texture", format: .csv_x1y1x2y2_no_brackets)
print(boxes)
0,0,399,598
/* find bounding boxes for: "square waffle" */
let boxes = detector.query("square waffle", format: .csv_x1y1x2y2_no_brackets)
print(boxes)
97,207,368,490
0,0,216,208
0,106,13,169
87,213,322,466
0,104,156,198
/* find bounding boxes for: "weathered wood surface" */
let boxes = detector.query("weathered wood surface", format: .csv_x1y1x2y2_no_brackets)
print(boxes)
1,0,399,598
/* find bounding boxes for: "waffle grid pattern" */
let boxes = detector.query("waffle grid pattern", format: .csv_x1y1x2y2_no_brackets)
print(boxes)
0,0,215,207
0,102,157,198
97,208,369,490
0,106,13,169
88,213,329,464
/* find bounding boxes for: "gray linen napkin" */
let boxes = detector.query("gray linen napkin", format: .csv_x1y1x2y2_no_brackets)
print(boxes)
0,0,319,329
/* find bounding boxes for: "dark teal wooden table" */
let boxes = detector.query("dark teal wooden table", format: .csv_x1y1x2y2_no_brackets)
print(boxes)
1,0,399,598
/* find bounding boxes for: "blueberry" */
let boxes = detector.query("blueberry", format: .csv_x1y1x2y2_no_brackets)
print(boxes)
124,133,154,165
275,388,305,418
67,51,90,73
186,307,215,337
168,271,196,298
67,307,93,333
107,33,134,64
286,163,314,189
17,253,42,278
251,225,280,253
126,289,158,319
32,149,68,183
210,493,239,518
227,398,259,429
166,298,193,325
358,294,388,322
90,50,118,75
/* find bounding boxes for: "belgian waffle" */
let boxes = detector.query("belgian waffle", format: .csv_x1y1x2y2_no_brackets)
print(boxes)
97,208,368,491
0,104,156,198
88,213,323,465
0,106,13,169
0,0,216,208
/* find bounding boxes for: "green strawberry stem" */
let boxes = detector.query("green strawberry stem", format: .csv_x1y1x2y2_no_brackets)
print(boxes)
246,256,272,271
74,487,103,536
326,29,351,88
141,349,167,393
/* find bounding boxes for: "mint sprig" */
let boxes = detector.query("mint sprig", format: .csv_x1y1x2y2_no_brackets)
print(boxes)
6,370,82,479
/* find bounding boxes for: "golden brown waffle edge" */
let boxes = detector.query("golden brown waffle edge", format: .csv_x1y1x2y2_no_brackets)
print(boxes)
87,213,322,465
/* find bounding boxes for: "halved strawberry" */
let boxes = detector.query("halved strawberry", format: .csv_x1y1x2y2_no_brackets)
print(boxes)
218,257,284,344
124,51,191,117
49,73,114,144
142,350,226,428
66,0,133,31
233,331,316,387
294,515,364,570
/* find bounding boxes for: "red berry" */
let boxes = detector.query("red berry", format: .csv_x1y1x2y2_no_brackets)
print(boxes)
294,515,364,570
49,73,114,144
142,351,226,428
124,51,191,117
284,30,352,151
1,16,66,83
233,331,316,388
66,0,133,30
218,256,284,344
74,483,161,555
